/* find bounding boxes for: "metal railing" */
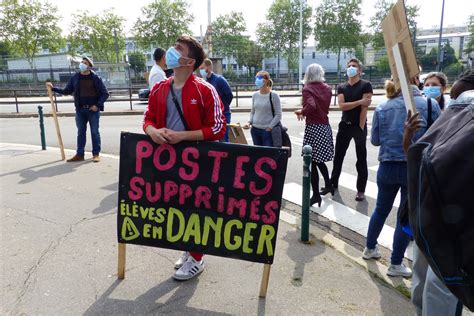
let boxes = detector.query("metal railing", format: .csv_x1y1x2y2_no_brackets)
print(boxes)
0,83,387,113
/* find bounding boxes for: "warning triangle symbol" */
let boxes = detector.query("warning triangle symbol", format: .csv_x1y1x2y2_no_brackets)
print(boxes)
121,217,140,241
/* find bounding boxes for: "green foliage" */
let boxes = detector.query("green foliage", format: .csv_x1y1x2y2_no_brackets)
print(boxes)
256,0,312,69
443,62,463,77
235,39,265,76
314,0,362,73
420,47,439,70
0,41,13,70
464,15,474,55
68,10,125,63
211,12,247,60
133,0,194,50
369,0,419,50
223,69,238,81
128,52,147,76
375,55,391,73
0,0,63,69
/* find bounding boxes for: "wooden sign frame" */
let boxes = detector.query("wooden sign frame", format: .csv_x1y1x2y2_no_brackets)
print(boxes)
381,0,418,113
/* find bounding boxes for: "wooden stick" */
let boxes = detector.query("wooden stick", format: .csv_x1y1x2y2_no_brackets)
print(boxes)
117,243,126,279
46,84,66,160
259,264,271,298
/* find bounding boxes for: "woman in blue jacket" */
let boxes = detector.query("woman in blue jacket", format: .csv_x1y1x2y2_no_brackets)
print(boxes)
362,79,441,277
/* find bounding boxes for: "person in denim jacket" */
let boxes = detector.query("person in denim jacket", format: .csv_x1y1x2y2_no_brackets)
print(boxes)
362,80,441,278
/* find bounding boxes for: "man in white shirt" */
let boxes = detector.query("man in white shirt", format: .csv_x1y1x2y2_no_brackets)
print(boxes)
148,47,166,90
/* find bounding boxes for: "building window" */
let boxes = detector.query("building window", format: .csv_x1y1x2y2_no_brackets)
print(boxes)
312,52,315,59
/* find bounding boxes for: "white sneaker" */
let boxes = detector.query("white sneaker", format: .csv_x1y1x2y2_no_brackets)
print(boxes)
173,256,204,281
387,264,412,278
362,246,382,260
174,251,190,269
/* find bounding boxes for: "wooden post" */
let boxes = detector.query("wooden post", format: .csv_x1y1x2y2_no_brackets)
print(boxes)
259,264,271,298
392,43,416,113
46,84,66,160
118,243,126,279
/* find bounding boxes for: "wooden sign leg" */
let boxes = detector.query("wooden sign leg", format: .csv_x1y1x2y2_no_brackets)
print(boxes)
118,243,126,279
259,264,271,298
46,84,66,160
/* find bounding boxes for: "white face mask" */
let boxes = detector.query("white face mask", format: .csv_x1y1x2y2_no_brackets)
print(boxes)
346,66,358,78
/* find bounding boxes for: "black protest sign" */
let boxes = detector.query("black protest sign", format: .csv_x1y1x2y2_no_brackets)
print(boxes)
117,132,288,264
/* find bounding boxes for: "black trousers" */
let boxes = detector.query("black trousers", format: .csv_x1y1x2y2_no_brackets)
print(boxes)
330,121,368,192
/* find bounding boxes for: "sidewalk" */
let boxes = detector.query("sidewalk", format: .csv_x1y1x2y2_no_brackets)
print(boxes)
1,143,414,315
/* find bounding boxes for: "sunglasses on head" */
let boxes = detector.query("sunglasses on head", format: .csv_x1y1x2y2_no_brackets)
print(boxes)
255,75,264,79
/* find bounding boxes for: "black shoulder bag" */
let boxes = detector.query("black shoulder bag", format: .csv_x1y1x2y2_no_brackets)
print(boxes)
269,93,292,157
169,81,189,131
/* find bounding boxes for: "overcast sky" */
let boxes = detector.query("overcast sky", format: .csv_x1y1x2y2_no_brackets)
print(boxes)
49,0,473,39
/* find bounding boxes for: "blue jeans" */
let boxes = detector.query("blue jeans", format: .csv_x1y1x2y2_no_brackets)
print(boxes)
366,161,410,265
251,127,273,146
221,112,231,143
75,107,101,156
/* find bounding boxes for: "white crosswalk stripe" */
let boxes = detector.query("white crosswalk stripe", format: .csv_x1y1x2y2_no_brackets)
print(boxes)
283,182,412,260
289,135,400,207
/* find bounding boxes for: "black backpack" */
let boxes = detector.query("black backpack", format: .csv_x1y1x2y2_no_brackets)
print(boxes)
407,103,474,311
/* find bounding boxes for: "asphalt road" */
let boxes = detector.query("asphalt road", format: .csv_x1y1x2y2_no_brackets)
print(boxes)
0,111,399,231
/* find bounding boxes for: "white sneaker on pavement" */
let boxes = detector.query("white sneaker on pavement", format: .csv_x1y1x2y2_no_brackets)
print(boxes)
362,246,382,260
387,264,412,278
173,256,204,281
174,251,190,269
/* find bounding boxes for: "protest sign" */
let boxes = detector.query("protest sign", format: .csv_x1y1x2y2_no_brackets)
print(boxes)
382,0,418,112
117,132,288,268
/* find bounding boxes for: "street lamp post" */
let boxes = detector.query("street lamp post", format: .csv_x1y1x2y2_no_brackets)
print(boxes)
436,0,445,72
298,0,303,90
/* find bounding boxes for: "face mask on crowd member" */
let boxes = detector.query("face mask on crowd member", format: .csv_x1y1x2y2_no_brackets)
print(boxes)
79,62,88,72
346,66,358,78
199,69,208,78
423,86,442,99
166,47,182,69
255,76,264,89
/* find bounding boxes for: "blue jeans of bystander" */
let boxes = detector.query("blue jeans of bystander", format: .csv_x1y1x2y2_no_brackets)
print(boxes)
366,161,410,265
75,107,101,156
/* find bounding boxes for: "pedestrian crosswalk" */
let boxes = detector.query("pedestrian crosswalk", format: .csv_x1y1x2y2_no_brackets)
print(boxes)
283,182,413,261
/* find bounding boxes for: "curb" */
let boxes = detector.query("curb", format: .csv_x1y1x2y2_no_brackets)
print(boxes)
0,107,377,118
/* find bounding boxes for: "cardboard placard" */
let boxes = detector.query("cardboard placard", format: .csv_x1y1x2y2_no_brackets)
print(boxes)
228,123,248,145
117,132,288,264
381,0,418,112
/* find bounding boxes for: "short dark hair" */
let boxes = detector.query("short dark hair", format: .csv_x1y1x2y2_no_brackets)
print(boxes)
450,70,474,100
347,58,362,69
153,47,166,63
177,35,205,71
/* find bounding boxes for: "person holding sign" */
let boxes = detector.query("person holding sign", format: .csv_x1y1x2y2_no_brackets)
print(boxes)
329,58,372,201
363,79,441,278
143,35,226,281
47,57,109,162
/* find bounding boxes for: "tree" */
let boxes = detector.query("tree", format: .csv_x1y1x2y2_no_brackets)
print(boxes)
68,10,125,63
0,0,63,80
368,0,419,50
128,51,146,79
420,47,439,71
237,39,265,76
375,55,390,73
211,12,247,61
314,0,362,76
0,41,14,71
133,0,193,50
256,0,312,71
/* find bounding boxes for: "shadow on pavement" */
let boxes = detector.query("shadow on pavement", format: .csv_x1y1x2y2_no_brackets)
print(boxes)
93,182,118,214
17,160,87,184
281,228,325,287
84,277,230,315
